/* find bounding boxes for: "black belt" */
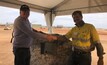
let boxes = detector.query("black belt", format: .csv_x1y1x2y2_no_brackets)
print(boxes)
73,48,90,54
73,51,90,54
13,47,30,50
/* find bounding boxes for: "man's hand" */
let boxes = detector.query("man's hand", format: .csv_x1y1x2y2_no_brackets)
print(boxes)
52,34,70,45
46,34,57,42
97,57,104,65
57,35,68,42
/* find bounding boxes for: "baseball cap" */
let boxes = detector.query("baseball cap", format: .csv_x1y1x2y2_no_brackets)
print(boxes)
72,10,82,17
20,4,30,11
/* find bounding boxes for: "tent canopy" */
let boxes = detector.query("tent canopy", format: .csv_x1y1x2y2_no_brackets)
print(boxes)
0,0,107,15
0,0,107,33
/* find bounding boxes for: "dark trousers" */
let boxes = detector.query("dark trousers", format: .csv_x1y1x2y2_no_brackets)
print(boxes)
13,47,30,65
67,51,91,65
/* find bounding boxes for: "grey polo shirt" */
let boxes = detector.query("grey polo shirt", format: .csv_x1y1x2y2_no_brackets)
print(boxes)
13,16,47,48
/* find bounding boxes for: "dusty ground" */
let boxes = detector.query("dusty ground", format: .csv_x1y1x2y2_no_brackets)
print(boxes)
0,26,107,65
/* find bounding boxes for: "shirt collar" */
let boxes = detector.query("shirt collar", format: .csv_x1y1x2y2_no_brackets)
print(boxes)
75,21,85,27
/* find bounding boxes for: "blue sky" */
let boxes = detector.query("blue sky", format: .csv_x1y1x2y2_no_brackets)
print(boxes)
0,6,107,29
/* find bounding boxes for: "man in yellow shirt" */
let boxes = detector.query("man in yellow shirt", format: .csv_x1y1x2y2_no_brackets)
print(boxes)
59,11,105,65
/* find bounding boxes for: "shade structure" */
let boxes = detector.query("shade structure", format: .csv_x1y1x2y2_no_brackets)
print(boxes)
0,0,107,33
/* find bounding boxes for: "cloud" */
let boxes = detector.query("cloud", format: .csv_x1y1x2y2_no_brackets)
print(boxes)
0,6,107,29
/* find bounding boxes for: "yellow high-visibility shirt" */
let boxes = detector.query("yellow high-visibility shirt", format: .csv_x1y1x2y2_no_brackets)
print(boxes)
65,23,100,50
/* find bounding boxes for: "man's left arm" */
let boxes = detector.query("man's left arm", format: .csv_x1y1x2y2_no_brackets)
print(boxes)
95,42,105,65
90,24,105,65
95,42,105,58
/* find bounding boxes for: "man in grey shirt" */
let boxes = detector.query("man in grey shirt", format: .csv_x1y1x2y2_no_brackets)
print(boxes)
13,4,57,65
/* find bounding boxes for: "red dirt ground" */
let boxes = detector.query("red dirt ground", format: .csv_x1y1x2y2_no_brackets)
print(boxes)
0,26,107,65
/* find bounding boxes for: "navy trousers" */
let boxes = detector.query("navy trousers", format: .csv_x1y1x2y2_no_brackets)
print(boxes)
67,51,91,65
13,47,30,65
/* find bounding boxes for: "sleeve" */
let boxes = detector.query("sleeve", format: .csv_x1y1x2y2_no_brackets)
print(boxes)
15,20,47,41
65,29,73,39
90,24,100,43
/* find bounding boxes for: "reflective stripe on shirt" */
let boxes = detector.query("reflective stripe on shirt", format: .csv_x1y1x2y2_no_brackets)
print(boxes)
72,38,90,42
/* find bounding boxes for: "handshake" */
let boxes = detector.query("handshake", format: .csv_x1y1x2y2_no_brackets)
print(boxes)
44,33,70,45
34,30,70,44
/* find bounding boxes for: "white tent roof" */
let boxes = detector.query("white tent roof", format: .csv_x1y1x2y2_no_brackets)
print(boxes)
0,0,107,33
0,0,107,15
